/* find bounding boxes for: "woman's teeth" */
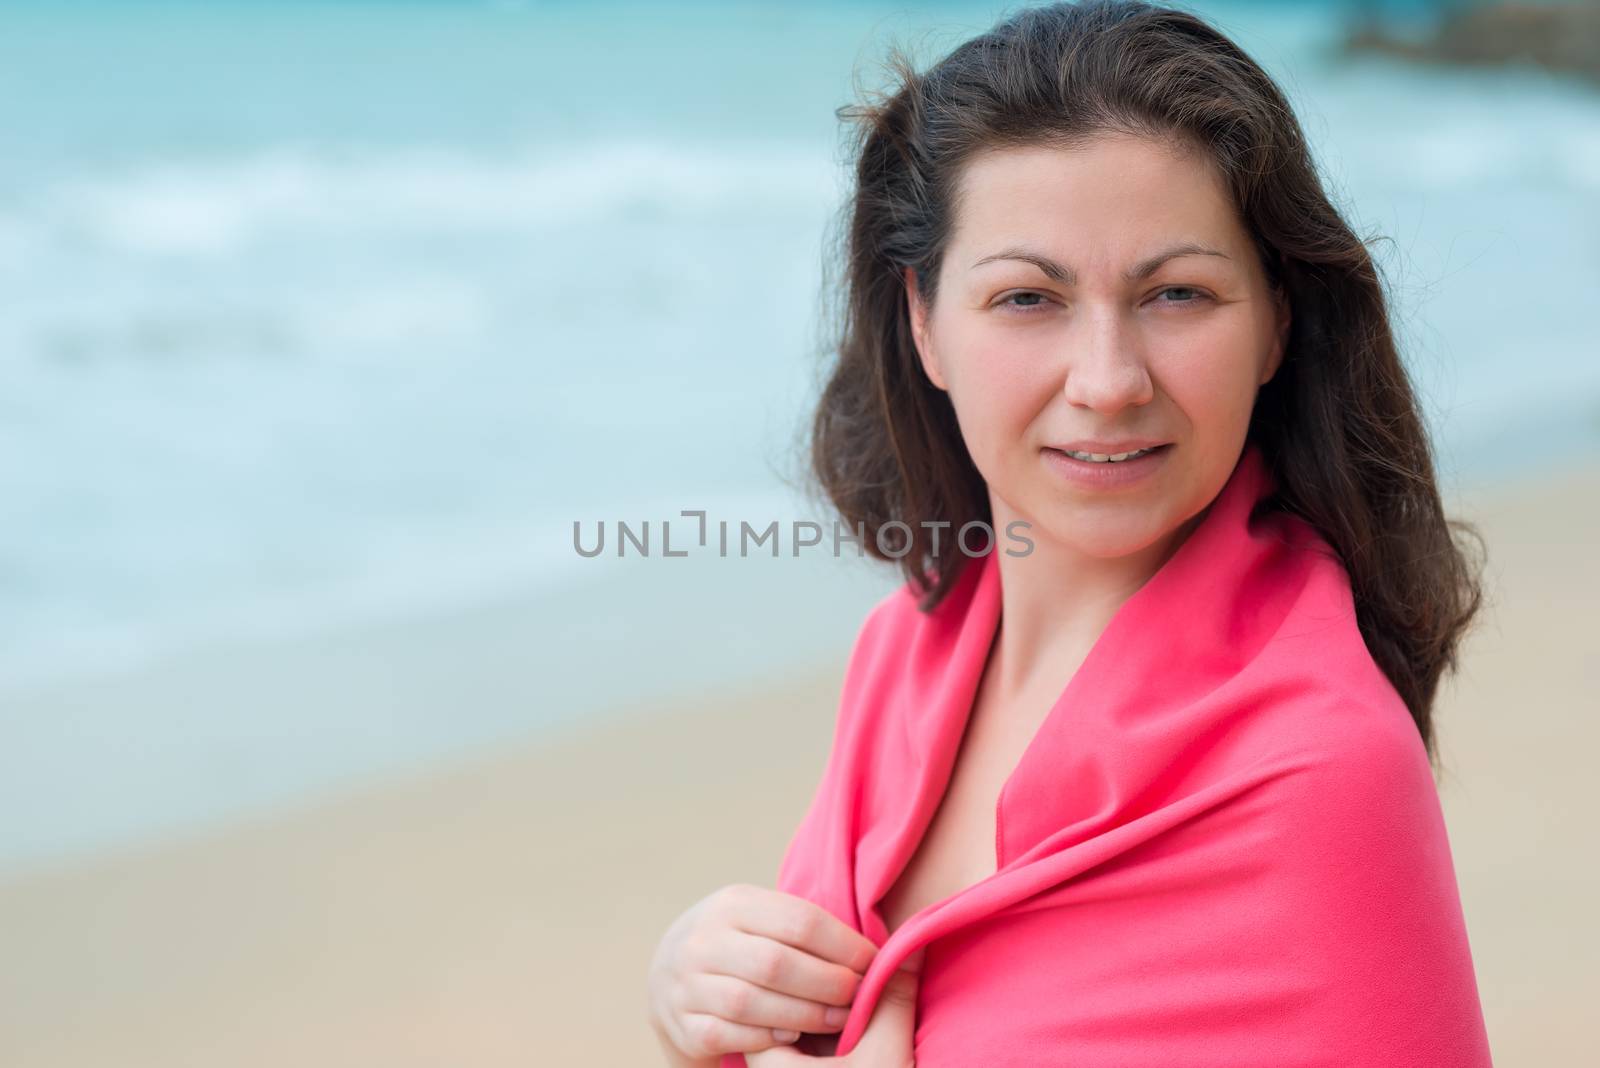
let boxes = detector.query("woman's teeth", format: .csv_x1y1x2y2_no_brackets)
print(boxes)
1062,447,1157,463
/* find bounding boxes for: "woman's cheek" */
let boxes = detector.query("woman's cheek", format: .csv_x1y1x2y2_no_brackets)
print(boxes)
952,363,1049,469
1162,347,1254,433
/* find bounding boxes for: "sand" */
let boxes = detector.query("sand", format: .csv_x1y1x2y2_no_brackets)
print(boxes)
1,461,1595,1067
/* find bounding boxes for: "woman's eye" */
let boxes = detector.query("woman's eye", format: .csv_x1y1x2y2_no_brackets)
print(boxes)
998,291,1051,313
1154,286,1209,307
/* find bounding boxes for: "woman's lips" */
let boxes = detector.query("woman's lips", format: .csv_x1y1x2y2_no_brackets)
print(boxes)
1042,442,1173,489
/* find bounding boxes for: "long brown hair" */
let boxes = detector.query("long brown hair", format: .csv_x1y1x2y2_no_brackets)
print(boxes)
792,0,1486,764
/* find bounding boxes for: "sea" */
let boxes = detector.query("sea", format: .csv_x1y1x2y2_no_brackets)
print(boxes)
1,0,1596,873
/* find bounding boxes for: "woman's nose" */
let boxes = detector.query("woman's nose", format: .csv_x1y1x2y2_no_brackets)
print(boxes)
1059,308,1155,414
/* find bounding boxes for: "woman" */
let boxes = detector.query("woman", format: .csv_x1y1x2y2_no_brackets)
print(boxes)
648,2,1492,1065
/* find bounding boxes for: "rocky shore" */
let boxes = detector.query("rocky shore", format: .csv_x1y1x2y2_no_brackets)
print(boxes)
1342,1,1600,85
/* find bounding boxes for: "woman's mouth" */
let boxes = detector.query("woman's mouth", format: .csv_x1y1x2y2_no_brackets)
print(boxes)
1057,446,1161,463
1042,443,1173,487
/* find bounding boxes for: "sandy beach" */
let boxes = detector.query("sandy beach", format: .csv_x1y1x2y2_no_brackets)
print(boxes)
1,459,1595,1067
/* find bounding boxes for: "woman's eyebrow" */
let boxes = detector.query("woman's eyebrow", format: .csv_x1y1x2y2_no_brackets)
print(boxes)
969,241,1231,283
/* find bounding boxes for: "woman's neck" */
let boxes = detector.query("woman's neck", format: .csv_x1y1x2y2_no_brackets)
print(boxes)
985,499,1208,699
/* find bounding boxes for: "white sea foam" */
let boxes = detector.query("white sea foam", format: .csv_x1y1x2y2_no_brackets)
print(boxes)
39,139,846,257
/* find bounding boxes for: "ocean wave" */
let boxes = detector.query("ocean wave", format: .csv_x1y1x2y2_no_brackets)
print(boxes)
25,138,845,257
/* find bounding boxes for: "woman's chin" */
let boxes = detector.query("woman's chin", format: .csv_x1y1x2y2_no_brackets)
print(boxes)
1025,519,1169,561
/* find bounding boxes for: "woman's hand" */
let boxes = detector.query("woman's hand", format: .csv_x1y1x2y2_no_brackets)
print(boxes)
647,883,880,1062
745,947,924,1067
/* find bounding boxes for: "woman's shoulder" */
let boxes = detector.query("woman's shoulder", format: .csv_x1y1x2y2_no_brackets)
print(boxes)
833,583,919,723
827,568,966,745
850,576,925,646
842,559,957,652
1232,639,1442,864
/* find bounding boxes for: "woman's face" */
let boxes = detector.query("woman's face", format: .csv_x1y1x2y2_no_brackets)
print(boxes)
906,133,1290,561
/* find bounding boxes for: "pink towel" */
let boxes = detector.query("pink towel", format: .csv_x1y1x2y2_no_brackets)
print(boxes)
724,442,1491,1066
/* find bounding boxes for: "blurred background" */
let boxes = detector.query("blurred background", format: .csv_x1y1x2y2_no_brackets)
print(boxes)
0,1,1595,1064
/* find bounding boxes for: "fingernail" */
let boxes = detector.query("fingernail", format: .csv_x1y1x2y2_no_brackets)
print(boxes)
773,1029,800,1043
825,1006,849,1027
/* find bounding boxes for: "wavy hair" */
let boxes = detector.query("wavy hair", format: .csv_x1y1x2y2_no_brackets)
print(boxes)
793,0,1487,764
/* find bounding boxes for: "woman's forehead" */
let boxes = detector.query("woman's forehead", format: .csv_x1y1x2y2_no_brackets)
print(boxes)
949,139,1240,256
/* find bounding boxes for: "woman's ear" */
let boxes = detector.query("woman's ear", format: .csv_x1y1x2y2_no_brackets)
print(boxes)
1261,284,1291,386
905,266,948,392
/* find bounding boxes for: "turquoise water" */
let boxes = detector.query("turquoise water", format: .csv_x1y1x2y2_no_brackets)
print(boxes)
0,0,1595,870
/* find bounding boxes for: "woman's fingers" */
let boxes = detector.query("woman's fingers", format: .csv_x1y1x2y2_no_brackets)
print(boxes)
648,885,882,1062
676,1011,803,1059
701,927,868,1009
725,885,880,974
749,947,928,1067
686,971,853,1035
